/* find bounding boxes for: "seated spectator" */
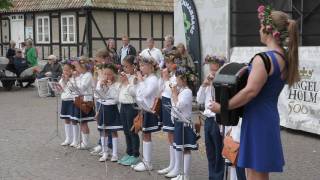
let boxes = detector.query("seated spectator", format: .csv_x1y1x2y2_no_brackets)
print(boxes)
6,40,16,61
13,49,29,76
5,40,17,73
37,55,62,80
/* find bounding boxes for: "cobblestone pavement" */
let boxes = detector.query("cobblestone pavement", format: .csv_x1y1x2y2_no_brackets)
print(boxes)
0,87,319,180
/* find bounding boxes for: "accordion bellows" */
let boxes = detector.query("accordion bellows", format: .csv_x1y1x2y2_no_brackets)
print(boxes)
213,62,249,126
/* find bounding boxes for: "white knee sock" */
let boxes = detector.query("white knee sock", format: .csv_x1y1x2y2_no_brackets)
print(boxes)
72,124,80,144
168,145,175,170
183,154,191,176
170,150,182,174
101,136,107,153
112,138,118,157
82,133,89,146
143,141,152,164
64,124,72,142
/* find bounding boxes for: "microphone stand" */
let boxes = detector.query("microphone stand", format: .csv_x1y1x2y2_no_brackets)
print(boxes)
131,100,155,176
45,77,63,144
163,104,192,180
93,86,114,177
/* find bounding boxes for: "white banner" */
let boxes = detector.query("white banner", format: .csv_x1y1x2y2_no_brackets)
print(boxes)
230,47,320,135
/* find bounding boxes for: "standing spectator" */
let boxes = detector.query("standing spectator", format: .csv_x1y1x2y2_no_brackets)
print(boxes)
176,43,195,72
20,42,26,57
37,55,62,79
107,39,119,64
25,39,38,67
118,36,137,65
140,38,164,68
162,35,176,55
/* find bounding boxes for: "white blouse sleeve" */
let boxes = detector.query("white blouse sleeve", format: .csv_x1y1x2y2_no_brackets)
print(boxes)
196,86,207,104
78,73,93,92
175,89,192,110
140,76,158,98
158,78,165,94
59,78,67,89
107,82,120,101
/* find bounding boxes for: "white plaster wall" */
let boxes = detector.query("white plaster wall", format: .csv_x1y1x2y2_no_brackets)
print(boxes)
174,0,230,78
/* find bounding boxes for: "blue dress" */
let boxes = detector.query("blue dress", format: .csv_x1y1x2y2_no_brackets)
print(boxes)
238,51,285,172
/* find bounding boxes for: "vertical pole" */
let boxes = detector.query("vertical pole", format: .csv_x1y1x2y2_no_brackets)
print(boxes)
86,8,92,57
226,0,231,61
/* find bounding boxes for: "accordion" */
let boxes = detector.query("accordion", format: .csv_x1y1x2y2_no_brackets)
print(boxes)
213,62,248,126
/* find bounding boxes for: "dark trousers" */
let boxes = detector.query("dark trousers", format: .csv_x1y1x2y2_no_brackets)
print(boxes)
120,103,140,157
205,117,225,180
205,117,247,180
235,166,246,180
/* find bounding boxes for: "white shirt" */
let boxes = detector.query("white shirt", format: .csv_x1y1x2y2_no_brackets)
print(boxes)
139,47,164,68
120,45,129,64
136,74,159,109
59,78,74,100
119,74,136,104
71,72,94,102
196,85,215,118
96,81,120,105
172,88,193,121
159,74,176,98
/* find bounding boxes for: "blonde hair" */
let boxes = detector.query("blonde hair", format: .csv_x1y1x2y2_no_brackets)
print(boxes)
95,48,109,58
165,35,174,45
9,40,16,48
26,39,33,46
271,11,300,86
176,43,186,54
78,56,91,70
48,54,57,61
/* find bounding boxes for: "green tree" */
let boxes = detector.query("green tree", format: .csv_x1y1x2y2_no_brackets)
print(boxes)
0,0,12,9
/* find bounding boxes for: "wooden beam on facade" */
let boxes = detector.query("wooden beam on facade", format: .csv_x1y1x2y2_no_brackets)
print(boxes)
90,13,107,48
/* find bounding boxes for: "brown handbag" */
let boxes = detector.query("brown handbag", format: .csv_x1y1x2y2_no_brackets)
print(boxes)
222,129,240,166
194,115,203,140
74,96,94,114
131,112,143,134
151,98,161,116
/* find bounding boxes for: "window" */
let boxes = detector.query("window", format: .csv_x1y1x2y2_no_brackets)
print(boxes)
231,0,320,46
61,15,76,43
36,16,50,43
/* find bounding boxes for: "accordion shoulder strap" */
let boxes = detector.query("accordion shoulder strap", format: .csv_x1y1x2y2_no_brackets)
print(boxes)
249,52,271,74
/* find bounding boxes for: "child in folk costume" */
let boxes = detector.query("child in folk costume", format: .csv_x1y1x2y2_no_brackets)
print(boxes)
157,55,178,176
199,56,246,180
196,56,225,180
133,56,161,172
59,63,76,146
69,57,95,149
95,63,122,162
118,55,140,166
170,66,198,180
90,49,113,156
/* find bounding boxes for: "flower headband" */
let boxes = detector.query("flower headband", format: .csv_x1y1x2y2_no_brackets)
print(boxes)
99,63,121,73
204,55,226,66
258,5,288,44
176,66,197,82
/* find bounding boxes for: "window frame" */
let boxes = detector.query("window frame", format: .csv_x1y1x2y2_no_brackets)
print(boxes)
36,16,50,44
61,15,76,44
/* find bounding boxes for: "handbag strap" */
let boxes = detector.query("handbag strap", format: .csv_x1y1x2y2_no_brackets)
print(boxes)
226,128,232,136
